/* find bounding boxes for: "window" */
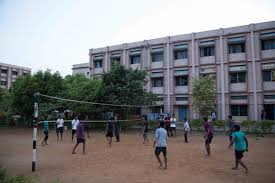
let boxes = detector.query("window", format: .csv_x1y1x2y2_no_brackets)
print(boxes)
130,55,140,64
263,70,275,81
231,95,247,100
175,76,188,86
261,39,275,50
12,71,18,76
111,57,120,63
200,46,214,57
230,72,246,83
201,73,216,78
94,60,102,68
152,77,163,87
176,97,188,101
231,105,248,116
229,43,245,54
0,81,7,86
174,50,187,59
152,52,163,62
1,69,7,74
264,95,275,99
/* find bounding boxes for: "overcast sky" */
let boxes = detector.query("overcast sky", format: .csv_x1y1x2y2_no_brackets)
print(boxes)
0,0,274,76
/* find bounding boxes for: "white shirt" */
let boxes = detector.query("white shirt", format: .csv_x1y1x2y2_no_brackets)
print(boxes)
72,119,79,130
155,127,168,147
170,117,176,128
56,118,64,128
184,121,190,132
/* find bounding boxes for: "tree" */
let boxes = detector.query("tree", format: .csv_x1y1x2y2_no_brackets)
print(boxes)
192,76,216,117
97,62,157,117
10,70,65,122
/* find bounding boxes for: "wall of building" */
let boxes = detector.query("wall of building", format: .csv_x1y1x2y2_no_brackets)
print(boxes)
86,21,275,122
0,62,31,89
72,63,90,78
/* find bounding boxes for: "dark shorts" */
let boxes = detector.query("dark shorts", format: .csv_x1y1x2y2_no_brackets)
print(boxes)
72,129,76,135
44,131,49,136
205,135,213,144
56,127,64,134
235,150,245,159
106,131,113,138
155,147,167,157
77,138,85,144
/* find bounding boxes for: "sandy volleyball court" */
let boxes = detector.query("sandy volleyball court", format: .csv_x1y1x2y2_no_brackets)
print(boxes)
0,128,275,183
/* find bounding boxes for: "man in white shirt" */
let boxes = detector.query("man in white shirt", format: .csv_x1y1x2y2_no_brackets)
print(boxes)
170,114,177,137
56,115,64,141
71,116,79,142
153,121,168,169
183,118,190,143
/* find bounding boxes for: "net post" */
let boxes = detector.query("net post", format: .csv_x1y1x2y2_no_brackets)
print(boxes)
32,92,39,172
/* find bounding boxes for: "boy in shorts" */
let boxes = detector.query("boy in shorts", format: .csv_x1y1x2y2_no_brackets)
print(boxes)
72,121,86,154
56,115,64,141
228,124,248,173
153,121,168,169
142,115,149,144
71,116,79,142
203,117,213,156
41,117,49,146
106,117,114,147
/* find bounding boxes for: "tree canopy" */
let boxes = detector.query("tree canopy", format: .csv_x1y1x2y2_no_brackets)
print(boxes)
192,76,216,117
0,64,157,123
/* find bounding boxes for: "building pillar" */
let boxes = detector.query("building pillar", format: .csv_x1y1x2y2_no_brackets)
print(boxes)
166,37,171,113
7,67,12,89
123,43,127,67
191,33,197,119
219,33,226,120
250,25,258,120
105,47,109,72
89,49,93,78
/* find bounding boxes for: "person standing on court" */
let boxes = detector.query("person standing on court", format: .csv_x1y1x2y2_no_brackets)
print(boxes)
71,116,79,142
203,117,214,156
41,116,49,146
261,110,266,121
72,121,86,154
114,114,121,142
165,114,171,137
56,115,64,141
106,116,115,147
170,114,177,137
183,118,190,143
227,115,236,143
153,121,168,169
142,115,149,144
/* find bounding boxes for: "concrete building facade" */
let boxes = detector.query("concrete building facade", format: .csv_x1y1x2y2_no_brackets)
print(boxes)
86,21,275,121
72,63,90,78
0,62,31,89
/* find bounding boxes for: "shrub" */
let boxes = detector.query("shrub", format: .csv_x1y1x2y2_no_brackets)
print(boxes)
212,120,226,131
190,119,203,131
261,120,275,134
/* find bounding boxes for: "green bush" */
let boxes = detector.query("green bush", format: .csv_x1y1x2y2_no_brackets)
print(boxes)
0,166,7,183
190,119,203,131
261,120,275,134
6,175,33,183
212,120,226,131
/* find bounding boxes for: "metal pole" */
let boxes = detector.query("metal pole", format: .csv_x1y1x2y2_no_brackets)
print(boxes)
32,92,39,172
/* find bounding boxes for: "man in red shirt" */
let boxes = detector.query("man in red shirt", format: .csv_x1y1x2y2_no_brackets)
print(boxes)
165,114,171,137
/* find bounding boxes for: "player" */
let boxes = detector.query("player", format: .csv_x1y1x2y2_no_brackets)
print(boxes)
203,117,213,156
71,116,79,142
114,114,121,142
56,115,64,141
183,118,190,143
72,121,86,154
41,116,49,146
106,117,114,147
153,121,168,169
142,115,149,144
170,114,177,137
228,124,249,173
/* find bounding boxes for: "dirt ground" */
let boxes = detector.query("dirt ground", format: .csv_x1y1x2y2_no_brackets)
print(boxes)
0,128,275,183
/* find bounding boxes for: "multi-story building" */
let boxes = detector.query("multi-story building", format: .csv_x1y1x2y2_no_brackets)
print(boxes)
0,62,31,89
72,63,90,78
85,20,275,121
